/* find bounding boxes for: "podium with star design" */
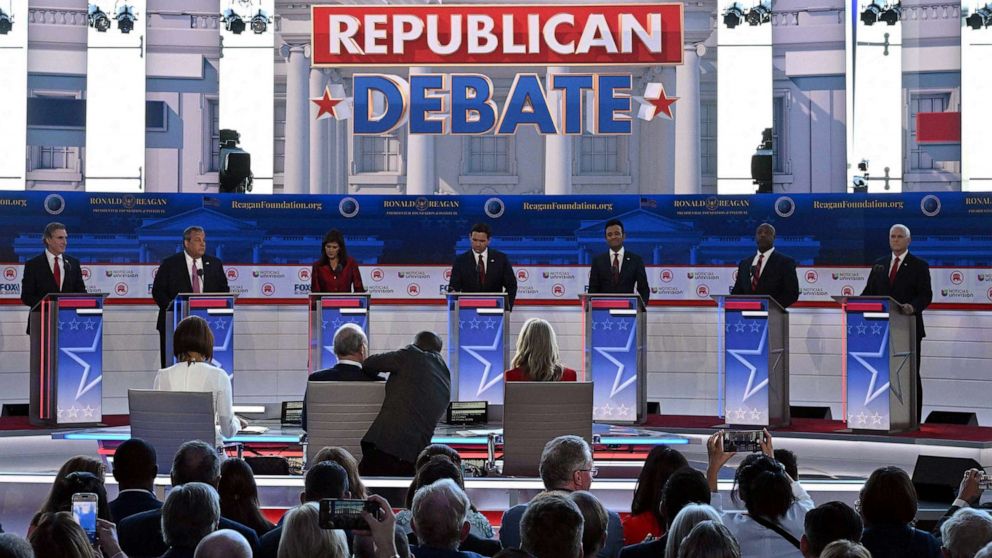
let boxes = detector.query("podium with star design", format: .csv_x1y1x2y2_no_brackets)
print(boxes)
29,292,108,427
834,296,918,433
166,293,238,378
713,295,790,428
580,294,646,424
308,293,371,373
448,293,510,406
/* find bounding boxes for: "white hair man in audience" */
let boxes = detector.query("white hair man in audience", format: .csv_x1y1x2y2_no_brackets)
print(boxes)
520,493,585,558
161,482,220,558
301,323,379,431
411,478,483,558
0,533,34,558
193,529,251,558
499,435,623,558
941,508,992,558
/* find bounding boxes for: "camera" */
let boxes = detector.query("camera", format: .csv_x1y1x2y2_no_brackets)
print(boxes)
318,498,383,530
722,430,763,453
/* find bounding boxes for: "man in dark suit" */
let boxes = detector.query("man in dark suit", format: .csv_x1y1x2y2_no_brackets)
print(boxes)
301,323,381,431
109,439,162,523
860,224,932,423
588,219,650,306
20,222,88,333
359,331,451,477
448,223,517,309
619,467,711,558
731,223,800,308
152,226,229,368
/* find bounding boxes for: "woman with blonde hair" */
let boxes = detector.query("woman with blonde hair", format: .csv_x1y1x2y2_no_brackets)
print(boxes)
819,540,872,558
310,446,368,499
504,318,576,382
277,502,348,558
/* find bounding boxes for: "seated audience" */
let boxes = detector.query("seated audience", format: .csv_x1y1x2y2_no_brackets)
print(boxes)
800,501,863,558
520,493,584,558
677,520,740,558
118,441,259,557
194,529,252,558
0,533,34,558
30,512,125,558
858,466,941,558
161,483,220,558
940,508,992,558
219,458,275,536
301,324,380,431
623,446,689,544
504,318,577,382
410,479,484,558
277,502,348,558
109,438,162,523
310,446,368,499
664,504,723,558
257,461,350,558
619,466,712,558
32,470,112,530
569,492,609,558
819,540,871,558
706,430,813,557
500,435,623,558
399,456,495,541
153,316,242,445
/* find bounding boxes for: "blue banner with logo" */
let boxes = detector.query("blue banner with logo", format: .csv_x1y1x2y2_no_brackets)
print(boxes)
588,297,640,422
845,299,896,430
315,298,370,371
56,306,104,424
449,295,508,405
721,298,771,425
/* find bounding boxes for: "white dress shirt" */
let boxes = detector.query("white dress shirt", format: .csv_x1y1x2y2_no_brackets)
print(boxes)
751,247,776,268
712,481,815,558
153,361,239,445
610,247,626,274
46,250,65,290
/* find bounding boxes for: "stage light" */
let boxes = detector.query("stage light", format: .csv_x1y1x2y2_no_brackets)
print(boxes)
858,159,869,172
250,9,270,34
879,2,901,25
746,1,771,26
0,9,12,35
115,3,137,33
861,1,883,25
751,128,773,194
852,176,869,192
222,8,246,34
219,129,253,193
967,5,992,29
88,4,112,32
723,2,746,28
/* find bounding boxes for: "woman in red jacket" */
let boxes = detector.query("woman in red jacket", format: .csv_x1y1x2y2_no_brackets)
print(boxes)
311,229,364,293
503,317,577,382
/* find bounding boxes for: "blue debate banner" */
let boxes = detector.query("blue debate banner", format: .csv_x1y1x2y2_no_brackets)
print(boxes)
56,302,104,424
450,295,507,405
845,299,899,430
315,297,369,371
588,298,640,422
177,297,236,378
721,298,771,425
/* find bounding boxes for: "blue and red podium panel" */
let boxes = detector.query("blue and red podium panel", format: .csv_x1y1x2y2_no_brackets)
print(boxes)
30,293,108,427
448,293,509,405
308,293,370,373
581,294,646,424
167,294,237,377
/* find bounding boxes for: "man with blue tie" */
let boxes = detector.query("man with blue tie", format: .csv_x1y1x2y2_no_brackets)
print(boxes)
21,222,88,334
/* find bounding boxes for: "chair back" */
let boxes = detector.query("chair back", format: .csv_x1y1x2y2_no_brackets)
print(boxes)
305,381,386,465
128,389,217,472
502,382,594,477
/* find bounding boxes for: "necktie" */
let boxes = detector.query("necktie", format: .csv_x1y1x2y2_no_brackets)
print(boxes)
889,257,900,286
192,260,201,293
751,253,764,291
477,254,486,286
611,252,620,286
53,256,62,291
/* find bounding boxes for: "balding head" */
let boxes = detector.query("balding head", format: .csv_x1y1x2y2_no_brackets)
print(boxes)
193,530,250,558
333,324,368,362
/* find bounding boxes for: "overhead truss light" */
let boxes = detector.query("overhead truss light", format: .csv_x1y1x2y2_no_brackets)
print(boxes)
88,3,112,32
746,1,771,25
115,2,137,33
0,8,13,35
723,2,746,28
861,1,901,26
249,9,271,34
966,4,992,29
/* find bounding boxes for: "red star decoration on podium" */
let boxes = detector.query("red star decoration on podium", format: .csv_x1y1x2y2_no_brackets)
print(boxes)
311,86,343,119
645,83,678,120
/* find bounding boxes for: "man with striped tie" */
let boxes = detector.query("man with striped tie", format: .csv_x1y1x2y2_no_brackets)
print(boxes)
731,222,799,309
587,218,650,306
21,222,88,333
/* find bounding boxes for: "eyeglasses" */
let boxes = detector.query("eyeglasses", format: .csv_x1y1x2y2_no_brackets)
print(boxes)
579,467,599,478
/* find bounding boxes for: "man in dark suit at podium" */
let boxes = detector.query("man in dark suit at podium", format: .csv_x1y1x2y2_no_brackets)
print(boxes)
301,324,381,431
861,224,932,422
447,222,518,309
588,218,650,305
731,223,800,308
152,226,229,368
21,222,88,333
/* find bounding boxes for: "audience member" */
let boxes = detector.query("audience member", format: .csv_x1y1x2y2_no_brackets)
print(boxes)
193,529,251,558
110,439,162,523
0,533,33,558
520,493,584,558
774,449,799,481
623,446,689,544
400,456,495,540
818,540,871,558
257,461,350,558
97,518,128,558
569,492,609,558
301,324,379,430
933,468,985,538
500,435,623,558
664,504,723,558
859,466,941,558
118,441,259,557
28,512,102,558
353,494,404,558
940,507,992,558
310,446,368,499
977,541,992,558
677,520,740,558
32,470,112,531
33,456,107,529
219,458,275,536
415,444,463,471
620,466,712,558
410,479,483,558
504,318,577,381
161,482,221,558
706,430,813,557
277,502,348,558
800,501,863,558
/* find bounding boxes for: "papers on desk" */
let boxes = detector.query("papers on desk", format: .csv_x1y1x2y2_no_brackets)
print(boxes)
456,428,502,436
237,426,270,435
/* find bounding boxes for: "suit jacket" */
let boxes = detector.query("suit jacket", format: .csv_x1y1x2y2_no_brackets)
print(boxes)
109,490,162,523
151,252,229,333
117,508,258,558
301,362,381,431
362,344,451,463
588,250,650,306
731,250,800,309
448,249,517,309
618,535,667,558
861,252,932,339
500,502,624,558
412,547,486,558
21,252,88,333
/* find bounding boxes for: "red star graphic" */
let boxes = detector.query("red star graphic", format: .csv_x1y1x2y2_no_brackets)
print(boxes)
646,84,678,120
311,86,343,119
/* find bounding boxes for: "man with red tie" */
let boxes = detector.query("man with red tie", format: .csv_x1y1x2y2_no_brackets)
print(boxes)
731,223,800,309
860,224,932,422
21,222,88,333
447,222,517,309
587,218,650,305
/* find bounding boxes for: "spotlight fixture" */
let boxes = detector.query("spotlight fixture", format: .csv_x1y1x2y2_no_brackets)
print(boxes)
115,2,137,33
853,159,869,192
0,9,12,35
858,159,869,172
88,4,112,32
860,1,883,25
746,1,771,25
879,2,901,25
723,2,746,28
966,5,992,29
222,8,246,34
249,9,270,34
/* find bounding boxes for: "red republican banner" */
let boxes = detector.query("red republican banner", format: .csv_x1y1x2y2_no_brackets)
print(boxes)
311,3,684,67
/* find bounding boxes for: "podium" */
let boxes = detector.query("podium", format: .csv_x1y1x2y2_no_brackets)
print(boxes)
580,293,646,424
165,293,237,377
712,295,790,427
308,293,371,373
834,296,917,433
29,293,108,427
447,293,510,405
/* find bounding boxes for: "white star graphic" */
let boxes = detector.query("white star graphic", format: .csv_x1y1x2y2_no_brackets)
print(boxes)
67,406,80,419
469,318,481,329
856,411,868,425
68,318,80,330
850,328,891,406
727,323,769,402
83,319,96,331
735,321,746,333
60,321,104,401
856,323,868,335
602,320,614,330
485,318,496,329
870,411,883,425
593,327,637,398
58,407,65,419
211,318,227,331
83,405,96,418
750,407,762,420
208,314,235,376
617,320,630,331
749,321,761,333
463,318,505,397
871,323,883,335
735,407,748,421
